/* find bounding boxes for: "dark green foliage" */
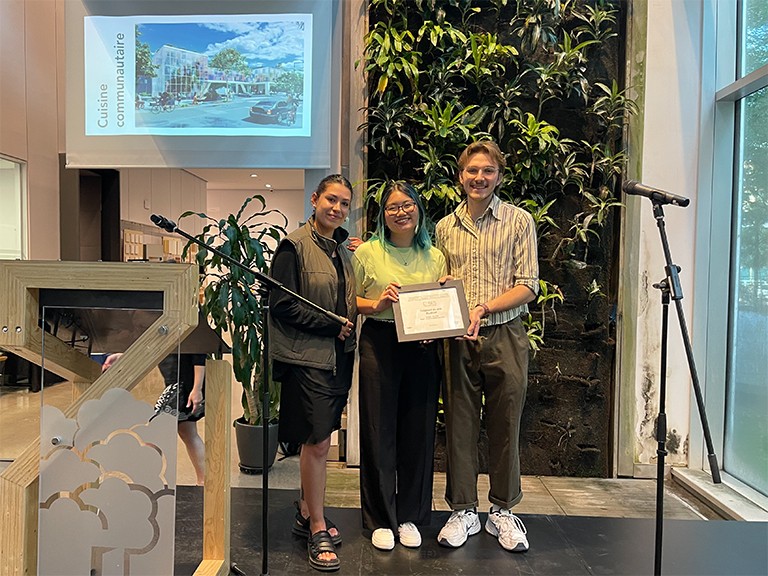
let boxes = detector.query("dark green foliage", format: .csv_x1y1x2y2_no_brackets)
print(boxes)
180,195,288,425
362,0,632,477
362,0,632,342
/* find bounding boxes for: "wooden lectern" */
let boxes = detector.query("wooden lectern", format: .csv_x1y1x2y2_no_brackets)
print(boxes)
0,261,232,576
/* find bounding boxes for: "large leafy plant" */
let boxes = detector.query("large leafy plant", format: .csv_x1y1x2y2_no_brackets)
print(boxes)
361,0,633,477
180,195,287,425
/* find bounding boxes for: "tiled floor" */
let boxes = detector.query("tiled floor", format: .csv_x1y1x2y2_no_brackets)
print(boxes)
0,379,716,521
323,465,714,520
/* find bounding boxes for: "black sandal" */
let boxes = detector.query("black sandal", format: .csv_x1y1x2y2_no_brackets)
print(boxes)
292,501,342,545
308,530,340,572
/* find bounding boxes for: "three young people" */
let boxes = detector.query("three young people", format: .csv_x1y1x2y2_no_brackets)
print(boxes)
273,139,538,571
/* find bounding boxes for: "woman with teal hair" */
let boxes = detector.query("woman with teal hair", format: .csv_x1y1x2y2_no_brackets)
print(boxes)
351,181,446,551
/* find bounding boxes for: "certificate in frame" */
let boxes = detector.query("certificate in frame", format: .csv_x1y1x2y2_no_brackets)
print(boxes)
392,279,470,342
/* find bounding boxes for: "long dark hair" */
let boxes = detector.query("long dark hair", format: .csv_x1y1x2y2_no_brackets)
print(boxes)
373,181,432,251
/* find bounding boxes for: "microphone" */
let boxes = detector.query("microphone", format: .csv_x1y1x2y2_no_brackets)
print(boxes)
150,214,178,232
622,180,690,207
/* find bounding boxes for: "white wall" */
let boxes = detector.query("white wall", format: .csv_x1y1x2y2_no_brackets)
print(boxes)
0,0,61,260
119,168,207,237
626,0,705,473
206,188,306,237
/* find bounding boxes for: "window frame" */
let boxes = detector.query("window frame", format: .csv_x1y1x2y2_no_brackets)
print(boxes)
0,155,28,261
692,0,768,505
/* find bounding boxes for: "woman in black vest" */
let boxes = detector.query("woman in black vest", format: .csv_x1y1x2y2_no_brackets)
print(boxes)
269,174,357,572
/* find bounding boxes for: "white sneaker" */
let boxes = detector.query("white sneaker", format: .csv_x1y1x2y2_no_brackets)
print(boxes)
371,528,395,551
398,522,422,548
437,508,481,548
485,507,529,552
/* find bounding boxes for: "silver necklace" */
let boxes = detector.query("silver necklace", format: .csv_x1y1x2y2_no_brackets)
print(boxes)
390,246,414,266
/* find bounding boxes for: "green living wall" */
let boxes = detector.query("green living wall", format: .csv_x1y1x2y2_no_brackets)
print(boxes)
360,0,634,476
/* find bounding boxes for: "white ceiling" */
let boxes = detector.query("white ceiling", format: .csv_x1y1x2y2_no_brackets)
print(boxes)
185,168,305,191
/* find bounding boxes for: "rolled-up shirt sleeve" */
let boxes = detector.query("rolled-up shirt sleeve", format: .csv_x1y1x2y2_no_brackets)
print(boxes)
512,209,539,296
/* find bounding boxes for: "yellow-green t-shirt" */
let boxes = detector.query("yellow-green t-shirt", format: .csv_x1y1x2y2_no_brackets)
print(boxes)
351,240,447,321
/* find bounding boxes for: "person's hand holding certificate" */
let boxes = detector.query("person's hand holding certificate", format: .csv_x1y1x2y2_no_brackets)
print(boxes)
392,279,470,342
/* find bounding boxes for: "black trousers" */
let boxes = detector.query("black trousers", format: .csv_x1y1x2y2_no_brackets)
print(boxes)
358,319,441,531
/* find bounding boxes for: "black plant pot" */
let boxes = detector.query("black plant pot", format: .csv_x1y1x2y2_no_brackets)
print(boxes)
234,417,279,474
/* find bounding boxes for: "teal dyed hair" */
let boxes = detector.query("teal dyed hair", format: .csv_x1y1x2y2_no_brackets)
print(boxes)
373,181,432,251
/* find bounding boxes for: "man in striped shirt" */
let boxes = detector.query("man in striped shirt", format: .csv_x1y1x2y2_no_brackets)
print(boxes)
435,140,539,553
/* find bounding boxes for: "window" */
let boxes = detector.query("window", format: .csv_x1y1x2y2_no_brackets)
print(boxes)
741,0,768,75
724,85,768,496
0,157,26,260
718,1,768,497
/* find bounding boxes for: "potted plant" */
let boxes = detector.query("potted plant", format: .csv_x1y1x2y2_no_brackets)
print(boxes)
180,194,287,472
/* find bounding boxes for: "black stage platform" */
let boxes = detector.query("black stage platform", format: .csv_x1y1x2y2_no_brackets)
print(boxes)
175,486,768,575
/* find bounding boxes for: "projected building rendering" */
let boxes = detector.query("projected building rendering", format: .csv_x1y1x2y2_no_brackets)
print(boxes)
145,44,286,104
85,14,311,136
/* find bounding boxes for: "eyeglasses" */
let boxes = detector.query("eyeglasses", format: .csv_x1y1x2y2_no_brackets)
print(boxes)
463,166,500,177
384,201,417,215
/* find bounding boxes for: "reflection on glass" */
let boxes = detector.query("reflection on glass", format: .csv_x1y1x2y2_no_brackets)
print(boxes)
725,86,768,496
741,0,768,76
38,306,180,575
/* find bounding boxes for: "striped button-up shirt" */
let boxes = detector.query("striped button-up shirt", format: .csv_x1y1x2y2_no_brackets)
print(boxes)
435,195,539,326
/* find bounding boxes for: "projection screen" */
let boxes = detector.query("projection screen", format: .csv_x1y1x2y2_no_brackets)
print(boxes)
66,0,335,169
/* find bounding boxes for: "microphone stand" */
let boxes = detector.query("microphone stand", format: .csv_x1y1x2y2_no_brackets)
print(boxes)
647,200,721,576
151,215,346,576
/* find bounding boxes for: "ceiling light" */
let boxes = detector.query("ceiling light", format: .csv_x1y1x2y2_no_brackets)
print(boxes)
250,173,258,178
265,183,273,189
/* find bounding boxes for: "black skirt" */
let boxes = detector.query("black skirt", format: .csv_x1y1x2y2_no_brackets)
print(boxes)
275,349,353,445
157,353,206,422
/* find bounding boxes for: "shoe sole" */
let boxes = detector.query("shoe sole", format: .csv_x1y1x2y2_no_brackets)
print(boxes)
437,519,481,548
398,526,422,548
308,531,341,572
484,517,529,552
371,530,395,551
308,557,340,572
399,537,422,548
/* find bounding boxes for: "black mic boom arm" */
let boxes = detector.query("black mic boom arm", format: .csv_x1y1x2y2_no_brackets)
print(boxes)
150,213,348,326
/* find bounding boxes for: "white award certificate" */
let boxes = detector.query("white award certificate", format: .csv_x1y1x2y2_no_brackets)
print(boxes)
392,279,470,342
